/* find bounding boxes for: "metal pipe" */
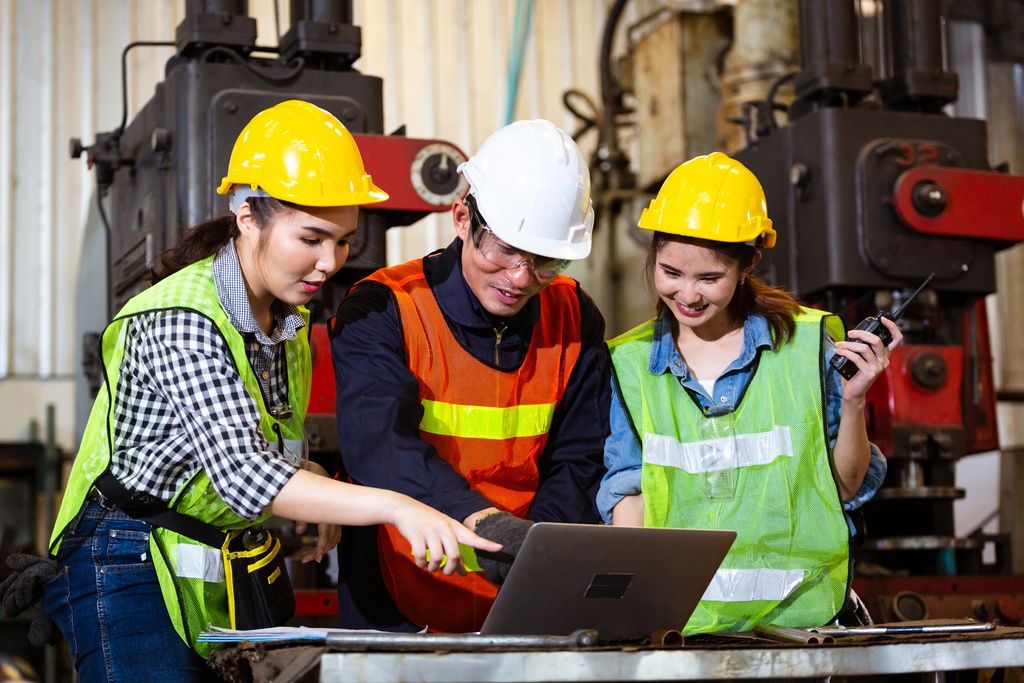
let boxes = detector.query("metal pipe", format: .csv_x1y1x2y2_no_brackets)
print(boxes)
324,629,599,651
43,404,58,683
887,0,945,75
799,0,860,70
793,0,873,105
597,0,630,190
753,624,836,645
289,0,353,25
185,0,248,16
878,0,958,107
650,629,685,647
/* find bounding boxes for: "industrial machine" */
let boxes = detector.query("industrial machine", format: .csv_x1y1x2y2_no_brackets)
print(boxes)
725,0,1024,624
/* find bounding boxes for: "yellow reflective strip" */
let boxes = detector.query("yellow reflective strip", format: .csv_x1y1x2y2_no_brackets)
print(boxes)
420,401,556,440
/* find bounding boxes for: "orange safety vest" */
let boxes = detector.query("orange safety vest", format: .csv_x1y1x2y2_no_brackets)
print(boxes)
365,258,582,633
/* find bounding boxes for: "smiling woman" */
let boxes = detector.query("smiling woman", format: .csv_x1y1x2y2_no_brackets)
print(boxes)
37,100,502,683
600,152,900,637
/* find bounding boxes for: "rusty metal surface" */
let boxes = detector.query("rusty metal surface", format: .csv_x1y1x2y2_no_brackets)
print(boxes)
312,626,1024,682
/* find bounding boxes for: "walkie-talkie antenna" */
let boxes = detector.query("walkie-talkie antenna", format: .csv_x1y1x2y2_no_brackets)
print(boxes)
890,272,936,321
830,272,938,380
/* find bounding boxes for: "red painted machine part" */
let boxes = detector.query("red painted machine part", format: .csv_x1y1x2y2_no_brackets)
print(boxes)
891,165,1024,240
352,133,467,213
294,588,339,617
865,344,963,456
963,299,1000,454
308,323,336,416
893,345,963,427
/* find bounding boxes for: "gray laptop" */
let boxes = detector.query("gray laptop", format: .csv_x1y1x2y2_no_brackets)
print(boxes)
479,523,736,641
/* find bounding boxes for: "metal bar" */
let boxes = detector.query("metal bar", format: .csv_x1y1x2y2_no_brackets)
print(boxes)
808,621,996,636
753,624,835,645
323,629,599,651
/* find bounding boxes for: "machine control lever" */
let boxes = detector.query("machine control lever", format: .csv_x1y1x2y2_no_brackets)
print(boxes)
830,273,935,380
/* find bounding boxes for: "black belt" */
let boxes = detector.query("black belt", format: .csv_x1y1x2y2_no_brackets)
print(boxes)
93,470,226,547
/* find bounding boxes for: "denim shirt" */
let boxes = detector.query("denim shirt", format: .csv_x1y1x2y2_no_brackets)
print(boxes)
598,310,887,528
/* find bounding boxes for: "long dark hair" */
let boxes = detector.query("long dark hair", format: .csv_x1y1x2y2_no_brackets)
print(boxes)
645,232,802,345
147,196,294,283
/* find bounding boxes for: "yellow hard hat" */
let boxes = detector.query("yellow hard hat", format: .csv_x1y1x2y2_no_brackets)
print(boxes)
216,99,388,207
638,152,776,248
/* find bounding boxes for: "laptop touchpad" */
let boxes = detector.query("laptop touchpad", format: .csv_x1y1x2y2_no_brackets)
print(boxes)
584,573,634,599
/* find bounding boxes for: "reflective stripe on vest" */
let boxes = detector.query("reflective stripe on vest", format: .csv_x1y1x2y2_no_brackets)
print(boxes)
644,425,794,473
420,400,556,439
49,255,310,657
364,259,582,633
609,309,850,634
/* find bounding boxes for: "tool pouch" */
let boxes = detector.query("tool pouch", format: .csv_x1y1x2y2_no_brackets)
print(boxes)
222,528,295,630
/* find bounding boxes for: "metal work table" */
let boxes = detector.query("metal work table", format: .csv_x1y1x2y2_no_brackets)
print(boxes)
315,627,1024,682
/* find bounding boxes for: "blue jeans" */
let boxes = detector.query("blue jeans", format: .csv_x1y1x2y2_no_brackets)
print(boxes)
43,501,220,682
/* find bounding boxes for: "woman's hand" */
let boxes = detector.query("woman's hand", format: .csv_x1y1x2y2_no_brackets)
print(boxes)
269,471,500,571
294,521,342,563
834,316,903,401
832,315,902,500
391,500,503,577
294,461,342,563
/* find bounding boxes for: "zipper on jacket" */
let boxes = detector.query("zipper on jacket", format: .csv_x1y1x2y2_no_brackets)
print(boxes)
494,325,505,365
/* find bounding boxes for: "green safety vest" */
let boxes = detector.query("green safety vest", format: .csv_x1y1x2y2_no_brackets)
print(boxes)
609,309,851,634
49,255,310,657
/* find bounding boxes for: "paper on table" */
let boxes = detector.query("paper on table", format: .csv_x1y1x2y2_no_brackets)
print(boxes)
198,625,422,643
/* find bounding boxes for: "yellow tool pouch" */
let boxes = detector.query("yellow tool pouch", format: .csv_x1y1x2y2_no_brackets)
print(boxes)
222,526,296,629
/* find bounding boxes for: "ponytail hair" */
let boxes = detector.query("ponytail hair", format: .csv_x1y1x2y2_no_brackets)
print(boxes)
147,196,294,283
646,232,802,346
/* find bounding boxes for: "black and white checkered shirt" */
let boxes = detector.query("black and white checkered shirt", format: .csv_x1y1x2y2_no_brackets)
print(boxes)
109,240,306,520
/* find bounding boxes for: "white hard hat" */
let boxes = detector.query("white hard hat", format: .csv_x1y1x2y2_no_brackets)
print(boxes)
458,119,594,260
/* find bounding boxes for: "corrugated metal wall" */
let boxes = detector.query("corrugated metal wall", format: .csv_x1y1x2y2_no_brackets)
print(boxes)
0,0,644,446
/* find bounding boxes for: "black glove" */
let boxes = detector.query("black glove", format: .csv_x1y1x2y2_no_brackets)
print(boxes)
472,512,534,586
1,553,59,647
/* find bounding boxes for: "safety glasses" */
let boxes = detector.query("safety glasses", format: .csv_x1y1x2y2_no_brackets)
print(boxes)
466,198,571,280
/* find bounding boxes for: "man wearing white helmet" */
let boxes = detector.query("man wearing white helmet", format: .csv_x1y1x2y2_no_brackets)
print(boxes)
330,120,610,633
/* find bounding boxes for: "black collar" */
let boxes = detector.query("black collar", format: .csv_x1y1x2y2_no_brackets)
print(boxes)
425,237,542,331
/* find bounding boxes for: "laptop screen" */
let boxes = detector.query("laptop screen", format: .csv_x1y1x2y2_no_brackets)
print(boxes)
479,523,735,641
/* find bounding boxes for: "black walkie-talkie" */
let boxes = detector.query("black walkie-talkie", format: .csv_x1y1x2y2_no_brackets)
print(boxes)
830,273,936,380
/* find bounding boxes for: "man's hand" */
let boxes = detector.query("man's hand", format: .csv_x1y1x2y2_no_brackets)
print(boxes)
463,506,500,531
472,511,535,586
